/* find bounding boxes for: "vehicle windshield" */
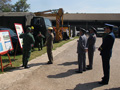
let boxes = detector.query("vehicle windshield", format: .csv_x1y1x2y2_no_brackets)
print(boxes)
44,18,52,28
0,28,17,37
33,18,42,25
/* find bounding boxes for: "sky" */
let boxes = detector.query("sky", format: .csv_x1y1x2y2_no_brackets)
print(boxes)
11,0,120,13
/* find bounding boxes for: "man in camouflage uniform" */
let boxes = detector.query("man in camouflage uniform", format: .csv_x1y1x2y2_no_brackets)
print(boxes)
20,27,35,68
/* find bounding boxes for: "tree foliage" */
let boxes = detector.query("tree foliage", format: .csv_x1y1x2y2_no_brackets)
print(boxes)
0,0,12,12
12,0,30,12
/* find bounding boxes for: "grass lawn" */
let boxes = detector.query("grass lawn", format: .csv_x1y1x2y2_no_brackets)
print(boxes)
0,37,78,73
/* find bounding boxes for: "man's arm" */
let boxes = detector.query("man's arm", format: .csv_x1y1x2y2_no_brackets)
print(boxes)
19,33,24,38
98,35,112,51
79,36,86,51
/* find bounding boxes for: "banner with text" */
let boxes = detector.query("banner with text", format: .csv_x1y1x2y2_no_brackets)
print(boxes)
0,30,13,55
14,23,24,48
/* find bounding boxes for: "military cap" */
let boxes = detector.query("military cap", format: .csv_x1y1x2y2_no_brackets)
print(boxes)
48,27,53,30
79,27,86,33
27,27,31,31
105,23,114,30
105,23,114,27
89,26,97,33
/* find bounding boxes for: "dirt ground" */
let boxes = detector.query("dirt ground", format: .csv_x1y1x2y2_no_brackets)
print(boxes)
0,38,120,90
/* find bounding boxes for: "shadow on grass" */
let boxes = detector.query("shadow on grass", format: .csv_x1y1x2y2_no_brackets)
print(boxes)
1,59,16,63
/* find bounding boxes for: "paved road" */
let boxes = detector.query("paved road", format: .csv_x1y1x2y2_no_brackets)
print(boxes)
1,38,120,90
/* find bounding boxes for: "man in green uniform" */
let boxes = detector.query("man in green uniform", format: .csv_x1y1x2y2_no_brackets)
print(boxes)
20,27,35,68
46,27,54,64
36,32,45,51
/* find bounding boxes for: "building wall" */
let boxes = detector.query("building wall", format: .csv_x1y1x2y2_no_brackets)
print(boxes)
51,20,120,29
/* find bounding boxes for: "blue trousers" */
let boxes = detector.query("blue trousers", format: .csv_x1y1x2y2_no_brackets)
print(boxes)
101,56,111,83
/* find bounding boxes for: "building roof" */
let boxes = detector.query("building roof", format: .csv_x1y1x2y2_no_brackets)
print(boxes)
46,13,120,21
1,12,120,21
0,12,35,17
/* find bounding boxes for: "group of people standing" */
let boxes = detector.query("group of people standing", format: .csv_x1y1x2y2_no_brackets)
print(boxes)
76,26,96,73
19,26,54,68
77,23,115,85
19,23,115,85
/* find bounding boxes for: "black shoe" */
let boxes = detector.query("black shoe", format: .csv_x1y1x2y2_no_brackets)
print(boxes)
24,66,30,69
83,69,86,71
98,81,108,85
75,71,83,73
21,65,24,67
47,61,53,64
87,65,90,68
102,77,104,79
86,67,92,70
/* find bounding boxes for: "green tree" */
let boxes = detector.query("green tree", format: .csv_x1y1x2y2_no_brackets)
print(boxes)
12,0,30,12
0,0,12,12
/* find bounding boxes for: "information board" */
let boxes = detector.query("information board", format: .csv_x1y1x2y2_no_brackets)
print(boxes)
14,23,24,48
0,30,13,55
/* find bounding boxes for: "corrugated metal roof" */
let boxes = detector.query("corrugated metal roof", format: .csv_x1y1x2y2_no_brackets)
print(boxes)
47,13,120,21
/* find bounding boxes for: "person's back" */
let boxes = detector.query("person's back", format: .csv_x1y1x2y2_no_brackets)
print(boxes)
20,32,35,50
19,27,35,68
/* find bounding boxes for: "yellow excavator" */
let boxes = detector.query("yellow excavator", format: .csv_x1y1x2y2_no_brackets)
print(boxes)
34,8,64,42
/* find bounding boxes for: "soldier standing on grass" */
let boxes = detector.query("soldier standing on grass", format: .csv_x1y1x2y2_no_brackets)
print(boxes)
46,27,54,64
36,32,45,51
86,26,96,70
20,27,35,68
98,23,115,85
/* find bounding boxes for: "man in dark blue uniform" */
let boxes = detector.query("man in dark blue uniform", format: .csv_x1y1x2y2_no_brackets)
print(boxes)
98,23,115,85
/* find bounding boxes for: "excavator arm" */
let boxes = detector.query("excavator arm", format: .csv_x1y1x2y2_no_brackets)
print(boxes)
34,8,64,42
